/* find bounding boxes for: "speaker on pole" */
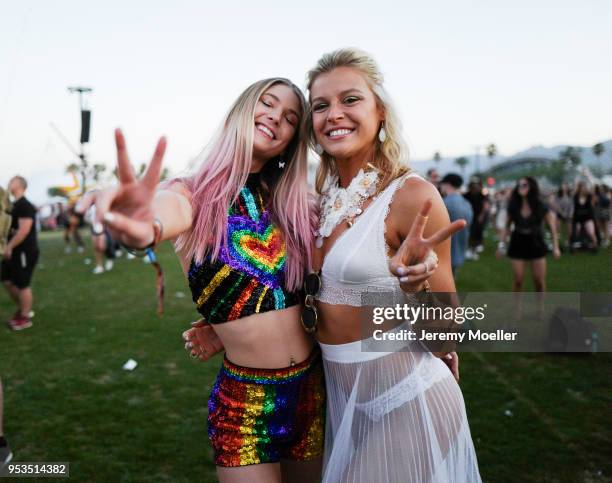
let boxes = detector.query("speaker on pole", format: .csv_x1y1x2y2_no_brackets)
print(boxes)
80,110,91,143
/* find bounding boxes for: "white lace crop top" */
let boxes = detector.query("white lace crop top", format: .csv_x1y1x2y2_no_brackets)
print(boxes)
316,172,423,307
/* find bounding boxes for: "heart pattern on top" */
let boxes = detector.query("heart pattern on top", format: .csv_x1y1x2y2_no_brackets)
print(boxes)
230,224,286,275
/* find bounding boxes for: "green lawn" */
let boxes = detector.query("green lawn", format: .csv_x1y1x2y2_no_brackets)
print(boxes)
1,231,610,482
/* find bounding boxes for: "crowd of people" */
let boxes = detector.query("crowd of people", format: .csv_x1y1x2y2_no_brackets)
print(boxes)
426,167,611,291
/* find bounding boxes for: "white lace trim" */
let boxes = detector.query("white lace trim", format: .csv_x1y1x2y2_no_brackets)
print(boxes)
355,357,450,421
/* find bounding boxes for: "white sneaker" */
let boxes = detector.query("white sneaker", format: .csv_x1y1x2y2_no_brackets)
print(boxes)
77,246,85,254
104,260,114,271
92,265,104,274
126,252,136,260
115,250,123,258
475,245,484,254
64,246,72,254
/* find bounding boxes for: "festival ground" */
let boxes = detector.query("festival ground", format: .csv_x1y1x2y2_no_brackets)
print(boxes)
0,231,610,482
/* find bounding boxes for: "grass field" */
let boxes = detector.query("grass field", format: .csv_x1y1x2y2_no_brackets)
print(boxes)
1,230,610,482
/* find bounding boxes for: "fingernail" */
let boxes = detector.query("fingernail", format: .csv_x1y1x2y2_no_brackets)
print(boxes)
445,354,452,359
104,212,115,223
396,267,407,276
94,222,103,233
399,276,410,283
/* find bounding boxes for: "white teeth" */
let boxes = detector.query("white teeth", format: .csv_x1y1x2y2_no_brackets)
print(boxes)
328,129,353,137
257,124,274,139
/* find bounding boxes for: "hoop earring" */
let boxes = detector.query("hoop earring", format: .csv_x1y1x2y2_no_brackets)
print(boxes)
314,144,324,155
378,124,387,143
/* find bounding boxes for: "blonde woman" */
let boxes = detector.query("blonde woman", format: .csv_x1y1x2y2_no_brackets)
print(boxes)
84,78,324,483
306,49,481,483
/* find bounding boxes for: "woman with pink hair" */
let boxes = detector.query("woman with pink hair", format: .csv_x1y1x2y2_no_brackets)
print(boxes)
84,78,324,483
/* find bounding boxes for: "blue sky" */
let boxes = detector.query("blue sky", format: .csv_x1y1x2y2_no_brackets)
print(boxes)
1,0,611,200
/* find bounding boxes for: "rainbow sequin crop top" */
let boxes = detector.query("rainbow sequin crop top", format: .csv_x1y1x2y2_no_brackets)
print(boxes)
188,173,298,324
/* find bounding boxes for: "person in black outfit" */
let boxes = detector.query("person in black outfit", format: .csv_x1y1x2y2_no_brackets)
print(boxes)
497,177,560,293
571,182,598,252
463,178,490,258
1,176,39,330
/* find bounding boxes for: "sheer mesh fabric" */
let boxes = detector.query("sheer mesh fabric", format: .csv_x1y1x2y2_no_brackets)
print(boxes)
320,344,481,483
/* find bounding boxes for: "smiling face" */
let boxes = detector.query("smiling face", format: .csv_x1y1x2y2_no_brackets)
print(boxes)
252,83,301,167
310,66,383,162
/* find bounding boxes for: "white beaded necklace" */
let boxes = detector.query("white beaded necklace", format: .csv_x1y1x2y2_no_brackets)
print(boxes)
316,167,380,248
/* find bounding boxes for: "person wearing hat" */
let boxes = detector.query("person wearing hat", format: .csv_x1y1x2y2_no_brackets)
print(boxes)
440,173,473,275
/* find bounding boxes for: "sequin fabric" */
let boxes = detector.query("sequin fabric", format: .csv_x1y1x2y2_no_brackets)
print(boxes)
188,173,298,324
208,349,326,467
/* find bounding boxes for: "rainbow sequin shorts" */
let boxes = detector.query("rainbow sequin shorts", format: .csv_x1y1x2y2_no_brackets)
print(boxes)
208,348,325,467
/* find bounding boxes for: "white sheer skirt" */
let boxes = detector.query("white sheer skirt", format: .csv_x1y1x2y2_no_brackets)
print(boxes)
320,338,481,483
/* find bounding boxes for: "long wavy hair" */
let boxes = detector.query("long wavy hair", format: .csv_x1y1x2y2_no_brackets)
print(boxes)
508,176,547,222
305,48,410,193
172,78,313,291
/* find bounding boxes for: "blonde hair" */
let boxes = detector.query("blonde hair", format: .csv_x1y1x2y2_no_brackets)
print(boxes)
306,48,410,193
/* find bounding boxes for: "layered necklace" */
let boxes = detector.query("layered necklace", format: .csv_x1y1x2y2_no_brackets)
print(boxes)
316,166,380,248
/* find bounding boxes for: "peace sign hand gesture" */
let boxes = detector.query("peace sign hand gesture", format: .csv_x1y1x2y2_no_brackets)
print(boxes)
79,129,167,249
388,199,466,292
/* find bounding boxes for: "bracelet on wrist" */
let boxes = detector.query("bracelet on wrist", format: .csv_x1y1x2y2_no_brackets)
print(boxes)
121,218,164,257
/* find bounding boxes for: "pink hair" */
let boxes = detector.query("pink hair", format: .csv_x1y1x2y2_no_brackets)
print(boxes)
171,78,313,291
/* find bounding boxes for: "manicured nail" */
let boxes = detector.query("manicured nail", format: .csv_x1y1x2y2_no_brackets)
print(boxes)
396,266,407,276
93,222,103,234
400,276,410,283
104,212,116,223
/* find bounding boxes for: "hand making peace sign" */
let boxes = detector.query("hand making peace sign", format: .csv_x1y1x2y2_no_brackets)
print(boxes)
388,199,467,292
78,129,167,249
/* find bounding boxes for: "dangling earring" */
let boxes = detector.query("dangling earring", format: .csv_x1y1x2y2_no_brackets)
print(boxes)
378,123,387,143
278,155,285,169
314,144,324,155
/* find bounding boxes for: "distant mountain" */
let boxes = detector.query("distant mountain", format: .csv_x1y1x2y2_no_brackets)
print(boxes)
412,139,612,177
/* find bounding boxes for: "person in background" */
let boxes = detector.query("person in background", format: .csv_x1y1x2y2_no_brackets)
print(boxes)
571,182,598,252
555,184,573,248
426,167,441,191
497,177,560,292
440,173,473,276
594,184,610,248
63,200,85,254
0,378,12,469
1,176,39,330
0,187,11,254
463,178,490,259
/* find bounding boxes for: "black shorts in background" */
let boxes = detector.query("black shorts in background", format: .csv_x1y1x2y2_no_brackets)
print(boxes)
1,250,39,289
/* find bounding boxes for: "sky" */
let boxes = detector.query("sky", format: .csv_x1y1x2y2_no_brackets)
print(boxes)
1,0,611,202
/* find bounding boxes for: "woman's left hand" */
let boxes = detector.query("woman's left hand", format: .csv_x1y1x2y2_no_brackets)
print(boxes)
553,247,561,259
442,352,460,382
389,199,466,291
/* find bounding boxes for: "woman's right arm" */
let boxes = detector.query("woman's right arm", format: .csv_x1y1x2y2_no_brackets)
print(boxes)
151,183,193,242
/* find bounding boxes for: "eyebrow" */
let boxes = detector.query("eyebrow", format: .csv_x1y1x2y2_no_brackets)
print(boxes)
311,88,365,104
263,92,300,118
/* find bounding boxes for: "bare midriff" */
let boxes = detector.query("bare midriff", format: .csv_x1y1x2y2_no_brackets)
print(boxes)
209,305,315,369
315,303,373,345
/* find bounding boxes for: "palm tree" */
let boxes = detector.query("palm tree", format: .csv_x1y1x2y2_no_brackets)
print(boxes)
486,143,497,169
455,156,469,177
593,142,605,172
